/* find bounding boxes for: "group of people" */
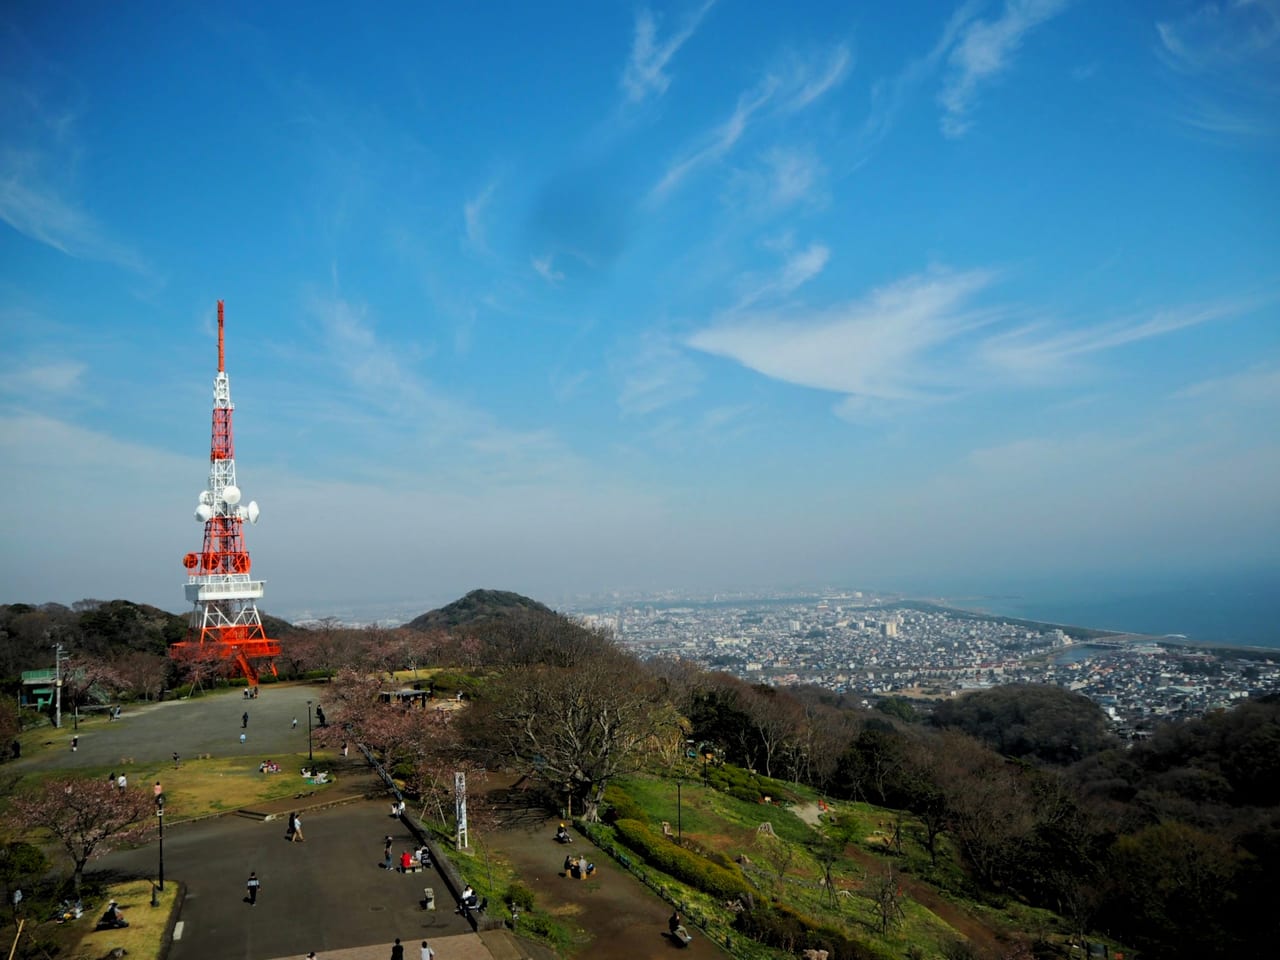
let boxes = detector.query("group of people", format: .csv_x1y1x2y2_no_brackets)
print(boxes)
383,835,430,872
563,853,595,878
257,760,281,773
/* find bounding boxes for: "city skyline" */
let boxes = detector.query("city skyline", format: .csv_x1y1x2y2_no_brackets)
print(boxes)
2,2,1278,618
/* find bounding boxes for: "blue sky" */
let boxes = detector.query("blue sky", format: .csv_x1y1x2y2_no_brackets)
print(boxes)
2,1,1278,622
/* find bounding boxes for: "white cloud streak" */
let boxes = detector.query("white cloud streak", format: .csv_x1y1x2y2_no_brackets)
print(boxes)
650,43,849,199
463,181,497,251
0,154,148,271
689,268,996,401
938,0,1071,138
531,253,565,284
621,1,717,103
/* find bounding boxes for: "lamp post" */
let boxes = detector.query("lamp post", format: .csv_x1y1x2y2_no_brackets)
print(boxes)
305,700,314,764
676,780,682,844
156,794,165,892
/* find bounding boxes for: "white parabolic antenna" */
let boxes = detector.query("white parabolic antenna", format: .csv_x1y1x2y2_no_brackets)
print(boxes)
222,485,241,505
247,500,260,524
195,504,213,522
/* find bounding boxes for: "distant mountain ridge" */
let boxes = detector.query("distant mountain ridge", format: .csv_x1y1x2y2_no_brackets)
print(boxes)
406,588,555,631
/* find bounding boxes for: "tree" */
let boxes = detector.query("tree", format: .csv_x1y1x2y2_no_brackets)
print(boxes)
470,637,663,822
113,651,170,701
868,866,907,935
4,778,154,893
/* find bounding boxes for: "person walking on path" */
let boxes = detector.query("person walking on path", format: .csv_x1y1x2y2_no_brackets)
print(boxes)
116,773,127,791
291,813,304,842
419,940,435,959
239,733,246,745
246,872,260,905
292,717,298,729
390,938,404,960
242,711,249,728
70,736,78,752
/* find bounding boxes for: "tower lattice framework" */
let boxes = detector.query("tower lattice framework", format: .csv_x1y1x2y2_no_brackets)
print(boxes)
170,300,280,685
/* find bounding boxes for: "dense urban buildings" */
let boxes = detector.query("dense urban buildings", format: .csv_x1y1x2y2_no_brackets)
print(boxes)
574,592,1279,734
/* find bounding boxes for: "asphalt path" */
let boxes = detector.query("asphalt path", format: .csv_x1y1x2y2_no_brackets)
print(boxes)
100,798,475,960
14,683,334,770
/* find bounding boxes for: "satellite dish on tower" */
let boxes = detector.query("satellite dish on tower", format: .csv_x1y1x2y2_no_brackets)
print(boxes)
195,504,213,522
222,485,241,505
199,491,213,505
247,501,260,524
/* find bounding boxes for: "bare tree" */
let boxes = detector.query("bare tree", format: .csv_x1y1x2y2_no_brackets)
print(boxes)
113,651,169,701
868,866,907,935
472,638,663,822
4,778,154,893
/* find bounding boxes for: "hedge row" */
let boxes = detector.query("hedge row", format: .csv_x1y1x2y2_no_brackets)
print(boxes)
733,903,895,960
613,818,755,901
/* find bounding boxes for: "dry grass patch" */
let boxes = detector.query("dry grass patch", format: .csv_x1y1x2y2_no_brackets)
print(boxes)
28,879,178,960
134,753,341,820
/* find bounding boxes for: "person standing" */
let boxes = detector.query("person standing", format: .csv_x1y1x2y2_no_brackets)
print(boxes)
292,717,298,729
153,781,163,800
70,735,78,752
172,752,180,768
246,871,260,905
419,941,435,960
239,733,246,745
390,938,404,960
291,813,304,842
116,773,127,791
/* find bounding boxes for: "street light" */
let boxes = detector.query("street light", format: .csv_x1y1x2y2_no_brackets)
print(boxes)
676,780,682,844
156,794,165,892
306,700,314,764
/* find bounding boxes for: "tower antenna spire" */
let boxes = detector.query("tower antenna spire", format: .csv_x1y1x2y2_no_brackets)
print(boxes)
170,301,279,688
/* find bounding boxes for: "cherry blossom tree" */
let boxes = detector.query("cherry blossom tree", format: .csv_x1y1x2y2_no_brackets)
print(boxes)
5,778,155,893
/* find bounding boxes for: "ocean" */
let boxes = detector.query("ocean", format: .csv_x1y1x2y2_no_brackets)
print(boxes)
934,572,1280,650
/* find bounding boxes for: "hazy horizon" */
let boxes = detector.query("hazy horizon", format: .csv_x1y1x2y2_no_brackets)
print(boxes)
3,4,1277,622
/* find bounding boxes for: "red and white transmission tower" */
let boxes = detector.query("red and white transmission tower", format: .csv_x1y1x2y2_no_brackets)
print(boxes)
170,301,280,686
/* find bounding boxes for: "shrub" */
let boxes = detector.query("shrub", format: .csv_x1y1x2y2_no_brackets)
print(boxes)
613,818,755,901
504,881,535,912
602,785,647,825
733,903,894,960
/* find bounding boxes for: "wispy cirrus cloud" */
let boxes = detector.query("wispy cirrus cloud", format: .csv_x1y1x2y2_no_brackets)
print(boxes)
1155,0,1280,139
650,43,850,199
621,1,718,104
979,298,1258,380
690,264,1263,419
613,331,704,416
463,181,498,252
938,0,1071,138
531,253,565,284
0,151,148,272
0,360,87,396
733,241,830,310
688,268,997,403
